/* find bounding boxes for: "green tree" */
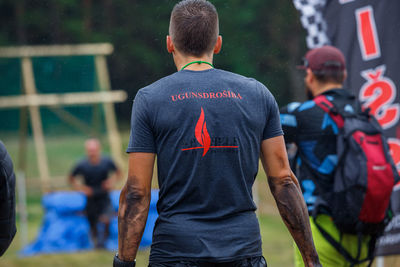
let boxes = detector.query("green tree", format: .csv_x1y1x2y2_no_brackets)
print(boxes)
0,0,307,121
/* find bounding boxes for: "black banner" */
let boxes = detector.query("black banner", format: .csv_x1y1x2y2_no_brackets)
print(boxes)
293,0,400,256
376,184,400,256
293,0,400,170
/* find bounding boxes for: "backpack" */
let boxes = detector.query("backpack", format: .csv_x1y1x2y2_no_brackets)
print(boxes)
311,94,399,266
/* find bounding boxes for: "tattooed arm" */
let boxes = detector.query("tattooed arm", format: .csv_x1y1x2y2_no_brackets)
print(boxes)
260,135,321,267
117,152,155,261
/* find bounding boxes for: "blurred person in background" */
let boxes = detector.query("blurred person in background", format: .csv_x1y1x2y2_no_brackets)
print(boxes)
114,0,321,266
69,138,122,248
281,46,398,266
0,141,16,256
281,46,360,267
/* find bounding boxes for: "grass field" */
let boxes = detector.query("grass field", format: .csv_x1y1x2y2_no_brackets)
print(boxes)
1,202,293,267
1,134,399,267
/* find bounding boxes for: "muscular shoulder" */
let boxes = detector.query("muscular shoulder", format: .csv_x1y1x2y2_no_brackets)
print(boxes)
138,73,177,95
100,156,117,170
214,69,269,93
282,100,325,117
280,100,327,136
100,156,115,165
73,158,90,170
134,69,271,106
214,69,256,83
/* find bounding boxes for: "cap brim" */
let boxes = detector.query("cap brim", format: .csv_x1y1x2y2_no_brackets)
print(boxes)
296,65,307,70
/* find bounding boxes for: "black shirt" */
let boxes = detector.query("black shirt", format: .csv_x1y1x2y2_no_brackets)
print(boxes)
280,89,358,211
71,156,117,198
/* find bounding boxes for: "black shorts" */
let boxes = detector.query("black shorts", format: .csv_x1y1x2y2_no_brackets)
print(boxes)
85,195,113,227
149,256,267,267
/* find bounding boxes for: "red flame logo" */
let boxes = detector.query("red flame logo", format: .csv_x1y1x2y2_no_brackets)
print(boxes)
195,107,211,156
181,107,238,155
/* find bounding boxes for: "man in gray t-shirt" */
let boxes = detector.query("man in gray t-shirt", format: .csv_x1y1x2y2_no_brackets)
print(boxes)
114,1,321,267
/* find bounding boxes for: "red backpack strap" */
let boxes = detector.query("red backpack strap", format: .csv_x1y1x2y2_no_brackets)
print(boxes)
314,95,345,129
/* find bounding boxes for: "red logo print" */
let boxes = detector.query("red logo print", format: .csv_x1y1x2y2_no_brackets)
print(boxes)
195,108,211,156
181,107,239,157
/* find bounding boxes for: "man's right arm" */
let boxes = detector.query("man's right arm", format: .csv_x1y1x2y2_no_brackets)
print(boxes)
117,152,155,262
260,135,321,267
68,168,93,196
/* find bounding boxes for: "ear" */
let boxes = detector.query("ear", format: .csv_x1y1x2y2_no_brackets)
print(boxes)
306,68,314,83
213,35,222,54
343,70,348,82
166,35,174,54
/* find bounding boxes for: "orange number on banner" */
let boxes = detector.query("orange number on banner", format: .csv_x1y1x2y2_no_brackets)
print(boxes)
356,6,381,61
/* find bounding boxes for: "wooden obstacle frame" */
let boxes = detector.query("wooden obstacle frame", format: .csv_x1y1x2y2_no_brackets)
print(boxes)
0,43,127,192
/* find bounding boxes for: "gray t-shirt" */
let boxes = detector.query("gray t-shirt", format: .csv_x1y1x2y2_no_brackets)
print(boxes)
127,68,283,263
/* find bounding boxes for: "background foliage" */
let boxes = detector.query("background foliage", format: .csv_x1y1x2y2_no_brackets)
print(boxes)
0,0,307,122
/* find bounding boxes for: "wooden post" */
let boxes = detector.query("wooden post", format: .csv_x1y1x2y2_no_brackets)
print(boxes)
18,107,28,172
94,55,124,169
16,171,28,247
0,91,127,108
0,43,113,58
376,257,384,267
21,57,50,192
48,106,94,136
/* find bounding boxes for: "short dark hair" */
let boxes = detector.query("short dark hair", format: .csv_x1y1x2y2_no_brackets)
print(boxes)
169,0,219,57
313,69,345,84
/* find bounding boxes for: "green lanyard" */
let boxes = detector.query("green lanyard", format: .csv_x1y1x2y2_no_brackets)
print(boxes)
181,61,214,71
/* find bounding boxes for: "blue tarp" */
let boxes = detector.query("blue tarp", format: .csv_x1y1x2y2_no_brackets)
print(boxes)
20,190,159,256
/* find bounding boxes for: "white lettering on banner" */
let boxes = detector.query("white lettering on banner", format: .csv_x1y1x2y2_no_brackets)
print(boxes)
359,65,400,130
385,215,400,232
339,0,356,4
356,6,381,61
378,233,400,246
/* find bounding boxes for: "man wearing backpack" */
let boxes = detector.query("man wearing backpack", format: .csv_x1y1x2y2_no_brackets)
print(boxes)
281,45,399,267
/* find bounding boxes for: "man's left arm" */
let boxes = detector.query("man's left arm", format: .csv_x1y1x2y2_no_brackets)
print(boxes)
116,152,155,263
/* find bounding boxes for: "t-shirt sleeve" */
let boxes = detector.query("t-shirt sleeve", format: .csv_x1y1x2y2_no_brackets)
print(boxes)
126,91,156,153
71,162,83,177
106,158,117,172
280,103,300,144
261,84,284,140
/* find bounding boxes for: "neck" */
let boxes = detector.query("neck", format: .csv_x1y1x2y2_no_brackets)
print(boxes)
174,53,214,71
89,156,100,164
313,83,343,97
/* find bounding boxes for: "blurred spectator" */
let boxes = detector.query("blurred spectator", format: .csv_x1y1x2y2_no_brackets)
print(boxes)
69,138,121,248
281,46,398,267
0,141,16,256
